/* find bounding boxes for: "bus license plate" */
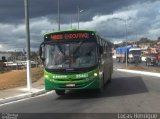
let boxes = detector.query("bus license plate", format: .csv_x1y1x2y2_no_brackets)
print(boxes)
66,84,75,87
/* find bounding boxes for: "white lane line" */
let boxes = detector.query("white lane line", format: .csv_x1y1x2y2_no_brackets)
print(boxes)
116,69,160,78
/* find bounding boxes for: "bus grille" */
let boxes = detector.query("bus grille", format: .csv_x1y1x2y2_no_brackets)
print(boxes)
54,78,85,81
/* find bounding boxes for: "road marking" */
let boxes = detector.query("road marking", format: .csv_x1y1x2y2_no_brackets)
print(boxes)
116,69,160,78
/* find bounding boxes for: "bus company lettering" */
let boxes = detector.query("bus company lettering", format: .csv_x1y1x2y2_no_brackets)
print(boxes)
52,75,67,79
51,33,89,40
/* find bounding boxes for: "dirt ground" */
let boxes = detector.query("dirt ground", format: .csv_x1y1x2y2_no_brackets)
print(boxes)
0,68,43,90
127,65,146,70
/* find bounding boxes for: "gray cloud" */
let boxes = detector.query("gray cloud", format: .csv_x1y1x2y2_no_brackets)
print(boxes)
0,0,152,24
0,0,160,51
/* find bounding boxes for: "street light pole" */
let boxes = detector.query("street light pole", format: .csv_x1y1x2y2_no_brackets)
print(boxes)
77,6,83,30
58,0,60,31
70,16,72,29
109,17,128,68
24,0,32,91
124,20,128,68
77,6,80,30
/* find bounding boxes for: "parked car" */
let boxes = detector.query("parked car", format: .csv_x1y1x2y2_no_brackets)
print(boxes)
145,55,158,66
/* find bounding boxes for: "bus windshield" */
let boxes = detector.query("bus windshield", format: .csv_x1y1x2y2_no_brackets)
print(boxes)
129,50,141,55
44,42,97,69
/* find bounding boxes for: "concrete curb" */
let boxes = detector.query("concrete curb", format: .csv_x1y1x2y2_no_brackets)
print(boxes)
0,89,46,105
117,69,160,78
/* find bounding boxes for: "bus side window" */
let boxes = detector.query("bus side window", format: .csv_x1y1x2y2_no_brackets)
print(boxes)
99,45,103,54
98,38,103,55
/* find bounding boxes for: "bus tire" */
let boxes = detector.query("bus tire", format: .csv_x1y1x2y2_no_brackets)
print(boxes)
97,73,105,93
107,72,112,83
55,90,65,95
96,86,104,94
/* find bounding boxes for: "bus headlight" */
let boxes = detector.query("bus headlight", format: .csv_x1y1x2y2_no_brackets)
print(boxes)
94,73,98,77
129,54,133,58
45,75,49,79
99,71,103,75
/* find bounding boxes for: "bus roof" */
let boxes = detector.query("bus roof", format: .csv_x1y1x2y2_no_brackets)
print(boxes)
43,29,113,45
44,29,97,36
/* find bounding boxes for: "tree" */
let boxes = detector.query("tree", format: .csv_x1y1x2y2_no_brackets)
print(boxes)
138,37,151,43
157,37,160,42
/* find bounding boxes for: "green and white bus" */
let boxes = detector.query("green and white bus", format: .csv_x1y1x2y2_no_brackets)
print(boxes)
39,30,113,95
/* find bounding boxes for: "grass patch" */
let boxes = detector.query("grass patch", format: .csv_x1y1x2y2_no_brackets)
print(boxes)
0,68,43,90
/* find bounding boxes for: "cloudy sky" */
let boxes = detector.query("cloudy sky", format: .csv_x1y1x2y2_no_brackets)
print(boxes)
0,0,160,51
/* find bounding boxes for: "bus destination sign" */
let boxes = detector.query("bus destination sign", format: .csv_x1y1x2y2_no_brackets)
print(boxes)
50,33,90,40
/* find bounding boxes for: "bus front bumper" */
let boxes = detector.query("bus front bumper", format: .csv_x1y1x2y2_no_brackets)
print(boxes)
44,77,100,91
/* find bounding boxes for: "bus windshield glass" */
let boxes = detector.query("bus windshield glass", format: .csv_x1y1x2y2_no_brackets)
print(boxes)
130,50,141,55
44,42,97,69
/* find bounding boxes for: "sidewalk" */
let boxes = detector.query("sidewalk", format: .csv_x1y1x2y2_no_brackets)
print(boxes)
0,78,46,105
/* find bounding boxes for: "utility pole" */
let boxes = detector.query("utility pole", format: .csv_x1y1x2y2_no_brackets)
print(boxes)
24,0,32,91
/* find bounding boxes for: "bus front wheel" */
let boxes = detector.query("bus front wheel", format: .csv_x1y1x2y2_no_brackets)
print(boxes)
55,90,65,95
107,72,112,83
96,73,105,93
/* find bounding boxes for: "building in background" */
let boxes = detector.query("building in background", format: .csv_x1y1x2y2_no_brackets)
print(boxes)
0,52,12,62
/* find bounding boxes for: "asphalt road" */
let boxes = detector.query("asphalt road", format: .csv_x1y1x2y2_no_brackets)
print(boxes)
0,70,160,113
113,58,160,73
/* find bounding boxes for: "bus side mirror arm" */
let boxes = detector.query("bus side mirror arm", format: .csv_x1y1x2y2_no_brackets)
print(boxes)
39,42,45,62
